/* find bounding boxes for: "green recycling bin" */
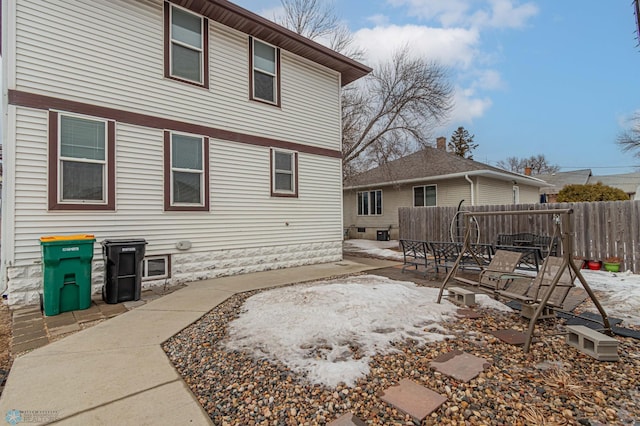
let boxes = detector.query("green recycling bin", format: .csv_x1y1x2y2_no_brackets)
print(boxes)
40,234,96,316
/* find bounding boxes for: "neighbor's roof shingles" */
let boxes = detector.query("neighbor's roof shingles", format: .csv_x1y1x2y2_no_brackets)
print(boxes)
344,146,545,188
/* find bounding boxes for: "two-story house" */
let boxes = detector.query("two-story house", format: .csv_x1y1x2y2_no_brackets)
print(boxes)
1,0,371,305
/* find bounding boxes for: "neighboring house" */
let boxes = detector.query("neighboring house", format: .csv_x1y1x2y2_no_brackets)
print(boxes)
1,0,371,305
536,170,640,202
343,138,548,241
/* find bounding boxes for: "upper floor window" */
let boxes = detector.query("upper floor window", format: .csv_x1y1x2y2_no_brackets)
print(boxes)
271,149,297,197
48,111,115,211
164,131,210,211
250,37,280,105
414,185,437,207
165,3,209,88
357,190,382,216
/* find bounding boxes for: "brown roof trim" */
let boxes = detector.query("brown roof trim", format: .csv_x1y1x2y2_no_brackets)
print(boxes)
169,0,371,86
10,90,342,159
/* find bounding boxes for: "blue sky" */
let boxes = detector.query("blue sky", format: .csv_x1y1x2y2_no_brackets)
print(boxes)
236,0,640,173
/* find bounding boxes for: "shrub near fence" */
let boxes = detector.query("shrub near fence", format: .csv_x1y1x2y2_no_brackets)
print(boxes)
398,200,640,274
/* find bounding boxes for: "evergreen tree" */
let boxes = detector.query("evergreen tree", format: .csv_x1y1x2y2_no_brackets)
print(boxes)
448,126,478,159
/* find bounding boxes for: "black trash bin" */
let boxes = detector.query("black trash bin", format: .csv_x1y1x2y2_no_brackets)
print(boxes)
376,230,390,241
102,239,147,304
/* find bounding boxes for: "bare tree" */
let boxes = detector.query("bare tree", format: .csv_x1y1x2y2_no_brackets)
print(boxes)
342,48,452,167
497,154,560,175
278,0,452,177
277,0,363,59
617,112,640,159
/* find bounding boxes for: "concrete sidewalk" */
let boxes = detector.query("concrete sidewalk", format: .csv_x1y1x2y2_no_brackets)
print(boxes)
0,258,399,425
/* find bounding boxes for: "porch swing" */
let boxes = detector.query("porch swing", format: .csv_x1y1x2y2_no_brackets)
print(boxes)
435,208,613,353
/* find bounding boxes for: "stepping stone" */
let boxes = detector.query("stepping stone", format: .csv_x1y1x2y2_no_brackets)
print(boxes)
97,303,128,318
123,300,146,309
380,379,447,422
430,350,492,382
456,308,483,319
44,311,77,328
490,329,527,345
327,413,367,426
48,323,81,337
12,337,49,354
73,305,105,323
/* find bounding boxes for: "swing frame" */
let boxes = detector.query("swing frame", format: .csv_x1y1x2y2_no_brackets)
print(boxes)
435,208,612,353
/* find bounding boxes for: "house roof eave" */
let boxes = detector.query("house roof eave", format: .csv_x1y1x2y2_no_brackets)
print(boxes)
172,0,372,86
343,170,549,191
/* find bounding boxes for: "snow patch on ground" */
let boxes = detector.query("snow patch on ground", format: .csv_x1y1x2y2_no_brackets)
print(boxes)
225,275,508,387
343,239,403,261
579,269,640,326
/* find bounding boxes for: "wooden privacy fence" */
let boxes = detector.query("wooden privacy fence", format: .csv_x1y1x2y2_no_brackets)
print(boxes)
399,200,640,274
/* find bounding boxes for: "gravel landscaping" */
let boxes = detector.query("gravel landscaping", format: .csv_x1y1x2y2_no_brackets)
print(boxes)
163,272,640,425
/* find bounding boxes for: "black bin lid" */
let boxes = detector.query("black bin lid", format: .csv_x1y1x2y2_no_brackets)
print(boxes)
101,239,148,246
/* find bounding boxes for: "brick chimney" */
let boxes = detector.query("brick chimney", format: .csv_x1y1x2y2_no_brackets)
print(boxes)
524,166,532,176
436,136,446,151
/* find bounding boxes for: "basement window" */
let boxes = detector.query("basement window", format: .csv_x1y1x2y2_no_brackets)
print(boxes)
142,256,170,280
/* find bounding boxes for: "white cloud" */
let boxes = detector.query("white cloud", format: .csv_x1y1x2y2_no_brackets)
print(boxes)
353,24,480,68
387,0,538,29
449,85,493,123
366,13,391,26
472,69,505,91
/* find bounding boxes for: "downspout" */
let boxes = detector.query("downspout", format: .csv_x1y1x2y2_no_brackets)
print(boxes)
465,174,475,206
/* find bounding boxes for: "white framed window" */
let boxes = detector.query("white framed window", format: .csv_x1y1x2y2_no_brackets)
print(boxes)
142,255,169,280
271,149,297,197
164,131,209,211
413,185,437,207
170,133,205,206
58,114,108,204
251,38,280,105
357,190,383,216
167,3,207,86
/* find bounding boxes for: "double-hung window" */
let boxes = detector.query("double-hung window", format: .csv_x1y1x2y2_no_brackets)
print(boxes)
250,37,280,105
48,111,115,210
271,149,298,197
165,3,208,87
164,131,210,211
414,185,437,207
357,190,382,216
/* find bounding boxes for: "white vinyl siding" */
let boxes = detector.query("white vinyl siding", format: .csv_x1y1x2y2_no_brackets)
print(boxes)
14,0,341,151
10,109,343,265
